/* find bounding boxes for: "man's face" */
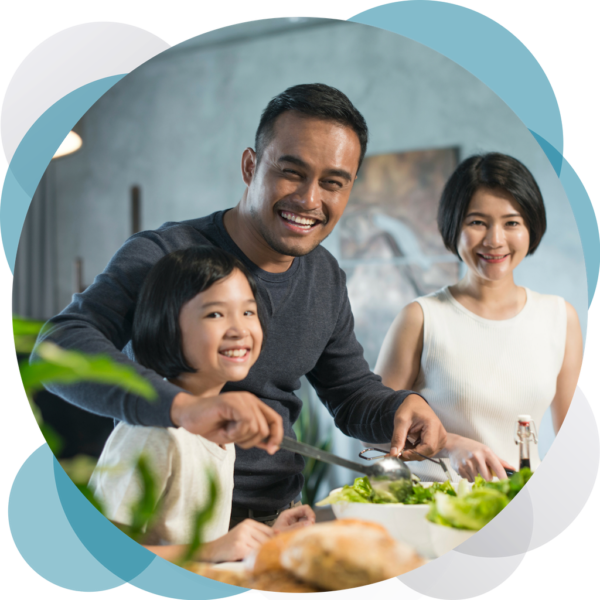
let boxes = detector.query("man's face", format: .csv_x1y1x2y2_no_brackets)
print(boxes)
242,112,362,257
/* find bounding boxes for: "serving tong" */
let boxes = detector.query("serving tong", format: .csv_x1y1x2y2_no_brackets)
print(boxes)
279,436,412,483
359,447,454,482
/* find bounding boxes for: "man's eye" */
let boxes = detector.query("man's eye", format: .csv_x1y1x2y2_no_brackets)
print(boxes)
322,179,343,188
283,169,301,177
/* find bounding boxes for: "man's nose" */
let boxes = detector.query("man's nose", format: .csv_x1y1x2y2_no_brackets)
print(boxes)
296,178,321,210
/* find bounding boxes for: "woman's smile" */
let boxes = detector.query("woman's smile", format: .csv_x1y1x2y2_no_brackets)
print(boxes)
458,187,530,283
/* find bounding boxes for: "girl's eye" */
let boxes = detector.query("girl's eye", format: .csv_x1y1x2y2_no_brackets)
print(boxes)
244,310,255,317
206,312,223,319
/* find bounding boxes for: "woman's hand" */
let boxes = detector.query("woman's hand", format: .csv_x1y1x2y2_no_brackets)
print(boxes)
272,504,315,534
198,519,274,563
446,433,515,482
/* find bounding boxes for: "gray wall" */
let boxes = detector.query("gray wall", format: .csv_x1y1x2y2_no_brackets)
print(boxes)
45,18,587,467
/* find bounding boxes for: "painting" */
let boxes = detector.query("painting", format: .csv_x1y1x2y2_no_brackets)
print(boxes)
331,148,460,367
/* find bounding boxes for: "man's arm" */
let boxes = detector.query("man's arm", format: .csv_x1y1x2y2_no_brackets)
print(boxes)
34,230,182,426
306,276,445,458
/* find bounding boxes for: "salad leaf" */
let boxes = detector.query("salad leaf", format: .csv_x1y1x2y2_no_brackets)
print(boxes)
428,488,509,531
316,475,457,506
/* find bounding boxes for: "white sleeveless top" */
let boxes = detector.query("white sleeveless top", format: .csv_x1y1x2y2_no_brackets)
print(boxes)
407,286,567,481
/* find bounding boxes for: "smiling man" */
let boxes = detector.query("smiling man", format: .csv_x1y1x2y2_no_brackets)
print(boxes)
38,84,446,523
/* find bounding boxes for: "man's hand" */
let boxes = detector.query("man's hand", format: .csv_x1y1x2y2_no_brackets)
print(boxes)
390,394,447,460
170,391,284,454
272,504,315,534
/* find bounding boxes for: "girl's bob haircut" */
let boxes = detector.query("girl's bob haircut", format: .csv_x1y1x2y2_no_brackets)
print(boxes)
437,152,547,258
132,245,262,379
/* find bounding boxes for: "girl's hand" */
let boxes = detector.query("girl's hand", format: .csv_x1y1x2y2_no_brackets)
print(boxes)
446,433,515,482
272,504,315,534
199,519,273,563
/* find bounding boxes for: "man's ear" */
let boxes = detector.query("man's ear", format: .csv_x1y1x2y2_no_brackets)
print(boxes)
241,148,257,185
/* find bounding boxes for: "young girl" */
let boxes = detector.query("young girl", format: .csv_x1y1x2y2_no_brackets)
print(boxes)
90,246,314,562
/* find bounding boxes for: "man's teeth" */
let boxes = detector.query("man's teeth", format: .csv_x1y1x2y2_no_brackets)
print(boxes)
221,349,248,358
281,211,316,227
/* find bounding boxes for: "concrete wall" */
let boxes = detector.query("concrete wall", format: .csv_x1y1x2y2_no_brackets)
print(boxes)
46,18,587,467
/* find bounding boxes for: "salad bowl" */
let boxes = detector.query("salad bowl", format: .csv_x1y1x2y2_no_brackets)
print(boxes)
323,481,465,559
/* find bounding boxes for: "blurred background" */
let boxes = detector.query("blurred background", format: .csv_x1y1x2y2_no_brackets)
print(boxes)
13,17,587,498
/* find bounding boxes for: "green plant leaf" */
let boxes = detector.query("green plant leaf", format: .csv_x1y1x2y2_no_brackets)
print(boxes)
13,315,45,353
124,454,163,542
40,423,64,456
179,470,219,566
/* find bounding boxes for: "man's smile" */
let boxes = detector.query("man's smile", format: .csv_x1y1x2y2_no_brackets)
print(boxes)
278,209,323,233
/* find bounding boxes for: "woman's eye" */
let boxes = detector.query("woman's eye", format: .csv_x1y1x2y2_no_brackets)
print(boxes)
244,310,255,317
506,221,521,227
467,220,485,226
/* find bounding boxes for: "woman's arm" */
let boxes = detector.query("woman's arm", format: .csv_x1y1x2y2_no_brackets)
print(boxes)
551,302,583,433
374,301,424,391
360,303,424,452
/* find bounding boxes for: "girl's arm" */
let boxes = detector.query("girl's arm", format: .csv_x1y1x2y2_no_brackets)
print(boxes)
551,301,583,433
144,518,273,563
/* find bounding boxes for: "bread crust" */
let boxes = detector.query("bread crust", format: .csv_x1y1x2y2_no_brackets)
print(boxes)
280,520,425,590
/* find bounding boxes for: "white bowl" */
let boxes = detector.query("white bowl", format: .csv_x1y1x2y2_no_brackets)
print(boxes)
427,521,476,557
326,481,472,559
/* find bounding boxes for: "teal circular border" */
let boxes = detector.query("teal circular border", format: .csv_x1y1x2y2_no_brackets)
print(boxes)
4,2,599,597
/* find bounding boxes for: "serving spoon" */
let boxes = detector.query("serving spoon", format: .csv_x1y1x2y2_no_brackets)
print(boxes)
279,436,412,483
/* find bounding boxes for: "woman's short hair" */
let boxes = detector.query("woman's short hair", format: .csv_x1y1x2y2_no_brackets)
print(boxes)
437,153,547,258
132,245,262,379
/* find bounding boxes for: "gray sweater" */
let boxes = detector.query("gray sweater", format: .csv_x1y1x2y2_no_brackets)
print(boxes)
40,210,417,510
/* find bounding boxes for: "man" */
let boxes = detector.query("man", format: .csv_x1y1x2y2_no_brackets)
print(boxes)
38,84,446,522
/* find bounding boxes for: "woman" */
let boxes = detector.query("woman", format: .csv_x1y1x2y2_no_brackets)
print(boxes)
375,153,582,482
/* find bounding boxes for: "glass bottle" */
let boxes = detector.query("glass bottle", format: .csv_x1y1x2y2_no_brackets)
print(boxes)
514,414,538,471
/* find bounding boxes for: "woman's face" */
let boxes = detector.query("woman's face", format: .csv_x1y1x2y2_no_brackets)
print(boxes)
178,268,263,388
457,187,530,282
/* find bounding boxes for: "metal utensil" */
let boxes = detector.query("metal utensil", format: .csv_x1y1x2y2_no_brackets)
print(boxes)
359,447,453,482
279,436,411,482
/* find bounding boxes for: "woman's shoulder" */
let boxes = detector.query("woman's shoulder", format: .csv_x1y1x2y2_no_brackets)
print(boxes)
413,286,452,311
524,288,568,313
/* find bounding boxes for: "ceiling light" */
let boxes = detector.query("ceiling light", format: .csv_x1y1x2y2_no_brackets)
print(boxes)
53,130,82,159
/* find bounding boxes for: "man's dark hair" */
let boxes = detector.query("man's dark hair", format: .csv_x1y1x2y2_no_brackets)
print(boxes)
132,245,262,379
438,152,547,258
255,83,369,172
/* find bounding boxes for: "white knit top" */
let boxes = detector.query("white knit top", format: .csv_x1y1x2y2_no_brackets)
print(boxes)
407,286,567,481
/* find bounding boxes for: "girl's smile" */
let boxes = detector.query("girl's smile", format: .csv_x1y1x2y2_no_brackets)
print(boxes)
172,268,263,396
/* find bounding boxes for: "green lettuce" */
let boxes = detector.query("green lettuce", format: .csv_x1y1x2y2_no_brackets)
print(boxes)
428,468,533,530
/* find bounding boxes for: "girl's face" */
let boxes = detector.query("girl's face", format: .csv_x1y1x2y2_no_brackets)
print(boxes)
457,187,530,282
178,268,263,389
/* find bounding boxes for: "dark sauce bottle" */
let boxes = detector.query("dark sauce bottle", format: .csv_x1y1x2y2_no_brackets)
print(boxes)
514,415,538,472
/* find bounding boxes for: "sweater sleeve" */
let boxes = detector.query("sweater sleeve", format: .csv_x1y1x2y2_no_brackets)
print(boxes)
32,230,187,426
306,271,424,444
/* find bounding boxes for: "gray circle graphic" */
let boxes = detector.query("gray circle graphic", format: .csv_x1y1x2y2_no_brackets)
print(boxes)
1,22,170,163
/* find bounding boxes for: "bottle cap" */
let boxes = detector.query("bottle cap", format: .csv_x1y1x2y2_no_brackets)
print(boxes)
517,414,532,423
